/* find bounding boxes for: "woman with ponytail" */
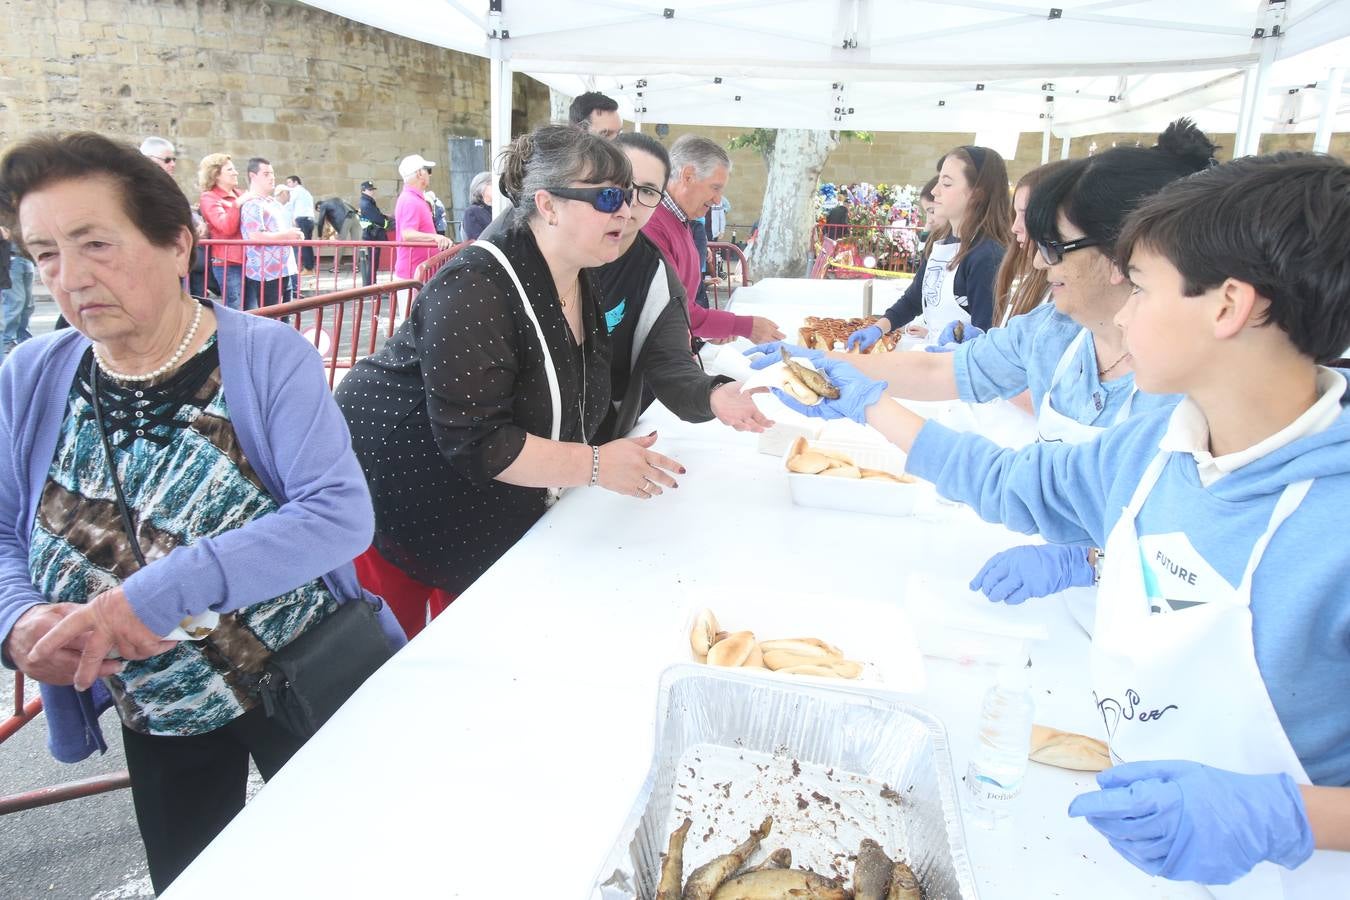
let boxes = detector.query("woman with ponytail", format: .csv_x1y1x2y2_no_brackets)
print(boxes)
335,126,684,637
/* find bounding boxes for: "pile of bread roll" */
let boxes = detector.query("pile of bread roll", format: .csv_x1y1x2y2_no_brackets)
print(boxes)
690,609,864,679
786,438,916,483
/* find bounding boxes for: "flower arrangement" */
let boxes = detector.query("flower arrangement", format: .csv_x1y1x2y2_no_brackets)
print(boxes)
815,182,922,274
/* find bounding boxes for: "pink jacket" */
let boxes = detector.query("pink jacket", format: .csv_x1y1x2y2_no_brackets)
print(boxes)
643,203,751,341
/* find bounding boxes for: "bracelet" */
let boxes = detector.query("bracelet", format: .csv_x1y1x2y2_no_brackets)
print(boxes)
588,445,601,487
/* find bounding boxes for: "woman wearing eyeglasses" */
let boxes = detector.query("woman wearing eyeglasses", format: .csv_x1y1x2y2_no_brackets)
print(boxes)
335,126,684,638
747,120,1216,606
591,133,773,441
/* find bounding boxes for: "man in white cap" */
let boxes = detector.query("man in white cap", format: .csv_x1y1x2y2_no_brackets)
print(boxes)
394,153,452,279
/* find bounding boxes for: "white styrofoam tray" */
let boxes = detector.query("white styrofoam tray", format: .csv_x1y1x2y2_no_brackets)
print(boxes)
782,437,929,518
678,591,927,693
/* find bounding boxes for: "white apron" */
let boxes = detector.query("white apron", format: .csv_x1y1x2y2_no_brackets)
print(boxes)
919,239,967,338
475,240,568,506
1091,450,1347,898
1036,329,1136,444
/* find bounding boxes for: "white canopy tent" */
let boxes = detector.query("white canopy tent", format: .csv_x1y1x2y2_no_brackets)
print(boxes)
302,0,1350,164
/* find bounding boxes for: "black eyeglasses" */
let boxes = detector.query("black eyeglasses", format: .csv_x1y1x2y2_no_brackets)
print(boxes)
153,156,176,164
633,185,663,209
546,186,633,213
1036,236,1100,266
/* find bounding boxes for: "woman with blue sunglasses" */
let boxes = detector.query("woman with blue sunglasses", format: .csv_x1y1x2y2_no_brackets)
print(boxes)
336,126,684,637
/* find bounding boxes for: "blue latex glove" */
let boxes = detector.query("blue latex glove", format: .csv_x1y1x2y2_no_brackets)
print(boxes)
1068,760,1314,885
771,356,888,425
924,320,986,353
969,544,1095,605
846,324,883,352
743,341,822,371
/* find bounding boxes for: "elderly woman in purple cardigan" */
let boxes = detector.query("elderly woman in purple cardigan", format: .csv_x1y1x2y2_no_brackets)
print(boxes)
0,132,404,894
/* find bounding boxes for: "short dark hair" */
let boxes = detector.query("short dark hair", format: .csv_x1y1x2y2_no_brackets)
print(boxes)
247,156,271,177
1117,152,1350,364
286,174,302,185
919,175,938,202
568,91,619,127
1026,118,1217,256
613,132,671,183
0,131,193,254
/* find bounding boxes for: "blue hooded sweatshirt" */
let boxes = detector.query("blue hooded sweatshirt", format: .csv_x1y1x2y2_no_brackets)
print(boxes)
905,369,1350,786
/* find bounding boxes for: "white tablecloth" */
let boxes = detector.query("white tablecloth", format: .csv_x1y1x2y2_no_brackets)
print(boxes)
165,279,1206,899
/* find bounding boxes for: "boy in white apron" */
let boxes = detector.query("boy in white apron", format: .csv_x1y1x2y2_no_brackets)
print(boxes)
770,153,1350,897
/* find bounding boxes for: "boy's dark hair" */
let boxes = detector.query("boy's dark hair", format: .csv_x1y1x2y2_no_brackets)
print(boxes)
247,156,270,176
287,174,302,185
568,91,619,127
1026,118,1218,255
0,131,193,253
613,131,672,183
1117,152,1350,364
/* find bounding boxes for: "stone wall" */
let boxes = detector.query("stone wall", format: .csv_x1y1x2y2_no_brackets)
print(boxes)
0,0,549,206
0,0,1341,229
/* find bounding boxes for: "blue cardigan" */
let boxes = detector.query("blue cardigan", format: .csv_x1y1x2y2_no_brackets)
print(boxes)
0,302,404,762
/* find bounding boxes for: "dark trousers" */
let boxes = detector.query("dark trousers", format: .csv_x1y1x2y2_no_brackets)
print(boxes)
244,276,290,310
295,217,315,270
360,246,380,286
122,706,307,894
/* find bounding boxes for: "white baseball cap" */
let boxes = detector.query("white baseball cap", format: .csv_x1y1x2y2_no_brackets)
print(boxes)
398,154,436,180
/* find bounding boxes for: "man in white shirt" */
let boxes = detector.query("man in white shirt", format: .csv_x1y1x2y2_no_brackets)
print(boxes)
284,174,317,275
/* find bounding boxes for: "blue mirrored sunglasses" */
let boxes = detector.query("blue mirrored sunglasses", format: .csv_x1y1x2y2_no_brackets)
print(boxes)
545,186,633,213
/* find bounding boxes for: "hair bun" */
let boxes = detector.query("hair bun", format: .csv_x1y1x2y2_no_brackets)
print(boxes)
1155,118,1218,172
497,133,537,205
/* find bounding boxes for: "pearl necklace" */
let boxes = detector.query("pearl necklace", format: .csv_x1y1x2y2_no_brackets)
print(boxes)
94,301,204,383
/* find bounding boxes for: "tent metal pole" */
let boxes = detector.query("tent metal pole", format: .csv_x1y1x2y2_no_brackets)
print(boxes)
1060,136,1071,159
488,42,512,215
1041,96,1053,164
1313,67,1345,153
1234,65,1256,157
1242,37,1278,156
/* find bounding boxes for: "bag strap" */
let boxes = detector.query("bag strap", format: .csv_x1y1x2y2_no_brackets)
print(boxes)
88,354,147,570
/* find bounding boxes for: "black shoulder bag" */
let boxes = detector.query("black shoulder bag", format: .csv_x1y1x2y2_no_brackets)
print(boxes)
89,354,394,740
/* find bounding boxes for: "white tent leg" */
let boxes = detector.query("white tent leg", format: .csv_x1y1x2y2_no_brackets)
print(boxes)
1041,120,1052,164
1314,67,1345,153
489,47,513,215
1234,66,1256,156
1237,33,1279,157
1060,136,1071,159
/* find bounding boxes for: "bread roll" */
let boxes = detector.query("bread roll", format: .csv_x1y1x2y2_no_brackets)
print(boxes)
760,638,838,658
763,649,833,671
707,631,757,667
690,608,719,660
782,369,823,405
742,643,765,668
1028,724,1111,771
820,464,862,479
788,452,833,474
777,664,843,678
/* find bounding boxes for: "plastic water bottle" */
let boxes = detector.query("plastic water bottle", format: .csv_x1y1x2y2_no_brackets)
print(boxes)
966,663,1035,828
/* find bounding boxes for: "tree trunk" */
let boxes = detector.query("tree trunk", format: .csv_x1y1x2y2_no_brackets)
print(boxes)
752,129,840,279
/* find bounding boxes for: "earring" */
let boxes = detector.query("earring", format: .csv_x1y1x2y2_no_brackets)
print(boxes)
549,218,558,226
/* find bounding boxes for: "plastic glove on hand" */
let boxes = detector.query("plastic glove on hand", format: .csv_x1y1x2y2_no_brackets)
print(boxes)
743,341,822,371
770,356,888,425
845,324,883,352
1068,760,1314,885
969,544,1095,605
924,320,985,353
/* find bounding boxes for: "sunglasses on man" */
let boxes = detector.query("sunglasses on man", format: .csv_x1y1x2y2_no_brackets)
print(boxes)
546,186,634,214
152,156,176,165
1036,235,1100,266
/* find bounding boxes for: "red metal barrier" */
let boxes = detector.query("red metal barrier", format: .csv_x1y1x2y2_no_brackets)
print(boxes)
705,241,751,310
412,240,473,286
0,674,132,815
248,278,423,388
198,238,445,309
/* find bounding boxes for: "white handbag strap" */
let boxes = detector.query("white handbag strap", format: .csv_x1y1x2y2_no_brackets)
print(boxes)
472,239,562,442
